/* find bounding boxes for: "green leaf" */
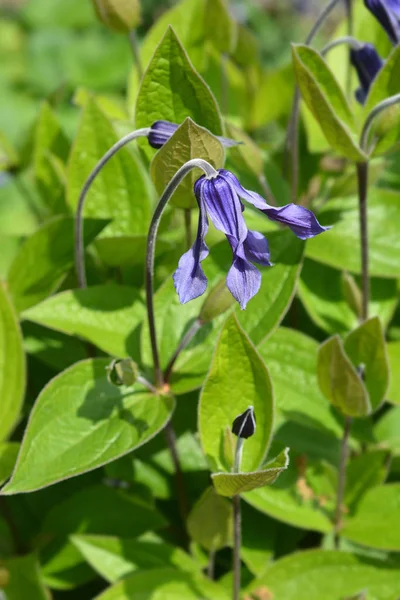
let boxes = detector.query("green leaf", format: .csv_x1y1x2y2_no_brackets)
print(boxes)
374,405,400,453
33,101,69,214
187,487,233,550
95,567,230,600
249,550,400,600
343,484,400,550
136,27,222,139
292,44,365,161
71,534,198,584
212,448,289,497
204,0,237,54
299,259,399,335
258,327,342,438
362,45,400,157
22,285,146,359
387,342,400,406
0,283,25,441
236,230,304,345
7,216,107,313
0,553,48,600
150,118,225,209
199,314,274,472
1,359,175,494
344,317,389,412
345,450,389,512
0,442,19,486
67,98,153,238
306,189,400,278
317,336,370,417
243,456,333,533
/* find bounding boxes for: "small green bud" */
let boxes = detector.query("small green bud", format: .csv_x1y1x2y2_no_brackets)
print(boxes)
199,279,235,324
92,0,141,33
106,358,139,386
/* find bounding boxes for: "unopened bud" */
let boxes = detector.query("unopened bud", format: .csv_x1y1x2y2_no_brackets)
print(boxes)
232,406,256,439
92,0,141,33
199,279,235,324
106,358,139,386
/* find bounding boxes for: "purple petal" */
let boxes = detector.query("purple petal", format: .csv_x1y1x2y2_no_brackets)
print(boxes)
201,176,248,244
364,0,400,44
262,204,330,240
218,169,329,240
226,256,262,310
148,121,179,149
350,44,384,105
244,230,272,266
173,181,209,303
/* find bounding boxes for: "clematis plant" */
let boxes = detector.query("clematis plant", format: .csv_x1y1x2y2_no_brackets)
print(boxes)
173,168,329,309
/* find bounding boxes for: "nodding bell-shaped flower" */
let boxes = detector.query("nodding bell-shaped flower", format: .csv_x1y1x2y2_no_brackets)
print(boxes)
364,0,400,45
350,43,384,104
147,120,240,149
173,169,329,310
232,406,256,440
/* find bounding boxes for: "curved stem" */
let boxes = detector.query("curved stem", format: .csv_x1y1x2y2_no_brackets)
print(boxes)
75,128,150,288
164,318,203,384
357,162,369,321
345,0,354,99
321,36,362,57
129,29,143,80
145,158,217,389
360,93,400,154
285,0,342,202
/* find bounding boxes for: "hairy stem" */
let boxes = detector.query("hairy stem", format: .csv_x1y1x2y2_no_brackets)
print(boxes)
232,436,244,600
75,128,150,288
129,29,143,80
356,162,369,321
145,158,217,388
164,319,203,384
334,416,352,547
360,93,400,153
207,548,216,580
285,0,342,201
345,0,354,100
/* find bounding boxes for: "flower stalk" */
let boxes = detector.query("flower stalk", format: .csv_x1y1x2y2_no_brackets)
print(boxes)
356,162,369,322
232,436,243,600
334,415,352,547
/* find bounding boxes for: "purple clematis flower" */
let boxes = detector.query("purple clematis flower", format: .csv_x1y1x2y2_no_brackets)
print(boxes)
350,43,384,104
173,169,329,310
364,0,400,45
148,120,240,149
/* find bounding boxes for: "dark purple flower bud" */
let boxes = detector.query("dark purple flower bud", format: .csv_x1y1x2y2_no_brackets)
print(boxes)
173,169,329,310
148,120,241,150
350,43,384,105
364,0,400,45
232,406,256,439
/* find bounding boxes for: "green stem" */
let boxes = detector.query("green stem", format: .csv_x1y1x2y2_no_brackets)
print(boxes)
75,128,150,288
164,318,202,384
356,162,369,322
232,436,244,600
344,0,354,100
129,29,143,80
334,416,352,547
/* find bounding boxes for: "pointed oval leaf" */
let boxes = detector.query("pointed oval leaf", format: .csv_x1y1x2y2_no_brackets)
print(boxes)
67,98,153,237
1,359,175,494
22,285,146,359
136,27,222,138
199,314,274,473
344,317,389,413
212,448,289,497
150,118,224,210
292,44,366,161
249,550,400,600
187,487,233,550
7,216,107,313
0,442,19,486
343,484,400,551
0,284,25,441
318,336,371,417
71,534,198,584
1,553,48,600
